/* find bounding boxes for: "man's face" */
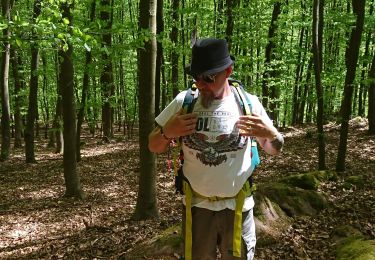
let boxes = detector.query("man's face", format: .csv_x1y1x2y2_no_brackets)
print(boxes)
194,70,227,108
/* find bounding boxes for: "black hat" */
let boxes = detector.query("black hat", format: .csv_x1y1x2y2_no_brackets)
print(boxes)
185,38,235,77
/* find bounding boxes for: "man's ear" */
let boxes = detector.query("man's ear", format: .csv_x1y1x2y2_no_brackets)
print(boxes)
225,65,233,78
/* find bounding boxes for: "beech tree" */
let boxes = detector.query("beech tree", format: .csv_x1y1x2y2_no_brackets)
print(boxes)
59,0,85,199
336,0,366,172
0,0,12,161
133,0,158,220
312,0,326,170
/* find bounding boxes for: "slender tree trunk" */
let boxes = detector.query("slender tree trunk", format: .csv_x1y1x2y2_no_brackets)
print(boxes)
262,1,281,110
368,54,375,134
292,26,305,125
225,0,239,52
10,49,23,148
77,0,95,162
299,57,313,124
0,0,11,161
100,0,114,142
312,0,326,170
52,51,63,152
59,1,84,199
336,0,365,172
24,0,41,163
358,2,372,117
41,54,49,139
170,0,179,98
155,0,164,116
133,0,158,220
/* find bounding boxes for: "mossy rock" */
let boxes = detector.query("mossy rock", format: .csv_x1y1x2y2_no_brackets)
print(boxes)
280,171,337,191
256,182,328,217
336,238,375,260
312,170,338,182
345,176,365,188
280,173,320,190
125,224,183,259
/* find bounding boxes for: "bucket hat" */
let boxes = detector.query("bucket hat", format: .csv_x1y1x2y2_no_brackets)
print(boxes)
185,38,235,78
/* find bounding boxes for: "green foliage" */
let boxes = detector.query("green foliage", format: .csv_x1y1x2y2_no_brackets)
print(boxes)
3,0,374,132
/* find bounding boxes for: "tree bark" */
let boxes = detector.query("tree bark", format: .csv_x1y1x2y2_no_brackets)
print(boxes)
336,0,365,172
368,54,375,134
100,0,114,142
77,0,95,161
225,0,239,52
24,0,41,163
10,49,23,148
170,0,179,98
155,0,164,116
312,0,326,170
262,1,281,112
59,1,84,199
133,0,158,220
0,0,11,161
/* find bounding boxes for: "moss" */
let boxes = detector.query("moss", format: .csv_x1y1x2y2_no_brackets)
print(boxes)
312,170,338,182
281,173,320,190
345,176,365,188
336,238,375,260
126,224,183,258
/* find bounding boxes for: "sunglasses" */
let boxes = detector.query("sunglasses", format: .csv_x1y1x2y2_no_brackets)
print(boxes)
194,73,217,83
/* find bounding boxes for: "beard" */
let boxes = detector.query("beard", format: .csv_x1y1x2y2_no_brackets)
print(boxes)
200,90,215,109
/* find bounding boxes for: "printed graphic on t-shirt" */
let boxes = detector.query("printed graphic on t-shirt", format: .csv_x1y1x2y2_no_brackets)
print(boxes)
183,110,247,166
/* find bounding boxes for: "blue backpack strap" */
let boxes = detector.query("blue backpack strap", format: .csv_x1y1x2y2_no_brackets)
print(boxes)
230,80,260,171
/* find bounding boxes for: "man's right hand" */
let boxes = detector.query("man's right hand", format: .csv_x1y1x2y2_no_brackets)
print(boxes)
163,108,198,138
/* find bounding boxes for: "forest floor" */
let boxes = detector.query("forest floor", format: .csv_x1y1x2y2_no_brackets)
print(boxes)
0,118,374,260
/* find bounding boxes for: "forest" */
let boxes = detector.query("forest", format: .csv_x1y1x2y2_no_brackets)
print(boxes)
0,0,374,259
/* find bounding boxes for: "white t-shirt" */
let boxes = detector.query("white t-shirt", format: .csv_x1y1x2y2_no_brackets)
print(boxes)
155,89,273,211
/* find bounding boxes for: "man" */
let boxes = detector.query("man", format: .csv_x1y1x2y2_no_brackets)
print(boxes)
148,38,284,260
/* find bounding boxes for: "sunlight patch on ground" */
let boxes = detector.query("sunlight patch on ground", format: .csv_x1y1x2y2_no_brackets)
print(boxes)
15,187,60,200
80,143,128,158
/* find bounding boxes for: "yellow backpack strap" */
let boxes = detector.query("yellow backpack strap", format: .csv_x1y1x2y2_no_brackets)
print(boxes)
232,182,246,257
183,181,193,260
232,82,251,116
232,181,256,257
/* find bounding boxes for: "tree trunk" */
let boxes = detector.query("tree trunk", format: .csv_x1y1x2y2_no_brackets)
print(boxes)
59,1,84,199
368,54,375,134
336,0,365,172
262,1,281,111
312,0,326,170
77,0,95,162
298,57,313,124
24,0,41,163
133,0,158,220
0,0,11,161
100,0,114,142
155,0,164,116
292,26,305,125
358,2,373,117
41,54,49,139
225,0,239,52
10,49,23,148
170,0,179,98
